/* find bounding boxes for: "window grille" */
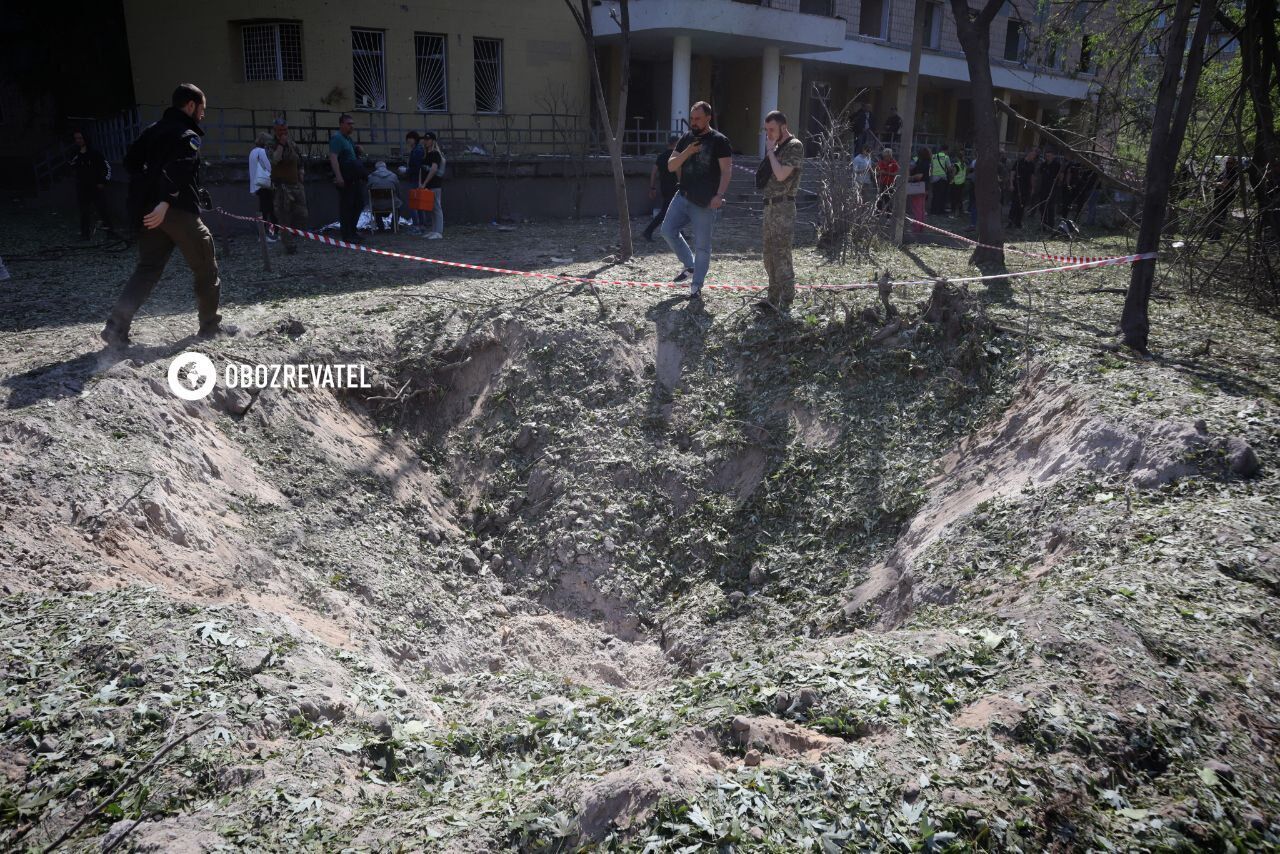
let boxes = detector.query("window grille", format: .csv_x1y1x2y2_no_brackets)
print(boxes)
352,28,387,111
474,37,504,114
415,33,448,113
242,22,303,82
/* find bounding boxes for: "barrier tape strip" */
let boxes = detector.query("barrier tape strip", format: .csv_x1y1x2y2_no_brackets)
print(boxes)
732,160,1135,266
210,207,1152,295
212,208,885,292
901,214,1121,265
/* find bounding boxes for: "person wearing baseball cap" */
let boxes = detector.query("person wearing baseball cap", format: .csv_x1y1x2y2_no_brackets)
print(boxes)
270,117,308,254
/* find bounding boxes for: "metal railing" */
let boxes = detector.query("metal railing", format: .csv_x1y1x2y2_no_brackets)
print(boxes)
31,104,691,192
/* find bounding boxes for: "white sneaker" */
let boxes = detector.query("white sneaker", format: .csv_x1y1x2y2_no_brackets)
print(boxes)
425,232,443,240
265,234,279,243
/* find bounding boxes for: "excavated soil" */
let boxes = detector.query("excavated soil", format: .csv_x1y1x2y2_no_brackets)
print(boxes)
1,211,1277,852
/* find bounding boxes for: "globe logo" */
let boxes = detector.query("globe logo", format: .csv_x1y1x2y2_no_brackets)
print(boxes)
167,352,217,401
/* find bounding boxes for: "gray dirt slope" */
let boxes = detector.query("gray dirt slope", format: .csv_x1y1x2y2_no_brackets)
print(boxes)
0,204,1277,852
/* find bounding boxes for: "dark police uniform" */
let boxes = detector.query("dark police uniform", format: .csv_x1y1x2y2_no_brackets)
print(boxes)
103,106,222,344
70,144,114,239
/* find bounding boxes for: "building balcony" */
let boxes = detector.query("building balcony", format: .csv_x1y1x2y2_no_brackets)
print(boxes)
590,0,846,57
793,37,1093,101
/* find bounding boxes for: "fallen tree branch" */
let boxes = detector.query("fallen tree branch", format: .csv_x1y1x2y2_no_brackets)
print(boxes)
42,718,213,853
994,99,1143,194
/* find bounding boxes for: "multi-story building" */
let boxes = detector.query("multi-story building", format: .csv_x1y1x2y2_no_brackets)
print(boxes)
117,0,1092,160
591,0,1095,155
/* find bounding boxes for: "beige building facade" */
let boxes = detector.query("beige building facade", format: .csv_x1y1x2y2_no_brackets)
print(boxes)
120,0,1092,161
123,0,592,156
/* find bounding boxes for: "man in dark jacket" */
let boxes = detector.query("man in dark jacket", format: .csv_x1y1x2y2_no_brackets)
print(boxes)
101,83,227,347
643,134,679,241
71,130,117,240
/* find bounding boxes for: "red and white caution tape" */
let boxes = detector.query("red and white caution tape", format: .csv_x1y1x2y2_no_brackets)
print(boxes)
737,161,1132,266
211,207,1153,295
211,208,887,292
902,215,1125,265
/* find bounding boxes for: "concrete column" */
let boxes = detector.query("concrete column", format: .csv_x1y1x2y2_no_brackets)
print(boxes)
759,45,780,157
671,34,692,132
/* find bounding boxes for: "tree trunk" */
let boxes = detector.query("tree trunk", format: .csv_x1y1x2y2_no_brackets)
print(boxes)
1235,0,1280,238
1121,0,1218,353
950,1,1006,269
891,0,927,245
576,0,634,261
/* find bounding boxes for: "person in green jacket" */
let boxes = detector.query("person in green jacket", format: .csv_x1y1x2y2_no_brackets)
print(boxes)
950,155,967,217
929,144,953,215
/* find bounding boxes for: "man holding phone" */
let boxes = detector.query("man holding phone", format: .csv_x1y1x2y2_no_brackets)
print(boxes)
661,101,734,299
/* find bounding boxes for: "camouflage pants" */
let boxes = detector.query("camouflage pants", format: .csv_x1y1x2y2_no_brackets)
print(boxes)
762,199,796,308
273,182,308,251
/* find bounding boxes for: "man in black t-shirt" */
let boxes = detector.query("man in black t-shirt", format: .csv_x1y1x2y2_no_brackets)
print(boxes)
1036,149,1063,230
661,101,734,298
643,134,680,241
1008,147,1039,229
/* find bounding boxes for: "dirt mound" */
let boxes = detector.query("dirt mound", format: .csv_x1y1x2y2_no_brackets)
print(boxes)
842,364,1262,629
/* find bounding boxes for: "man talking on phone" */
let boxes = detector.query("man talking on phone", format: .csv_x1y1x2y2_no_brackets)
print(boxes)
661,101,734,300
756,110,804,314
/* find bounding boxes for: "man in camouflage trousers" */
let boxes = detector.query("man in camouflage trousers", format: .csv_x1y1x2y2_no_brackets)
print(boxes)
269,118,308,254
756,110,804,313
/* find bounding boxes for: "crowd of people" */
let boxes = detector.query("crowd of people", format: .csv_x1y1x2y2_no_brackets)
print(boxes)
64,79,1264,351
849,140,1105,235
89,82,806,349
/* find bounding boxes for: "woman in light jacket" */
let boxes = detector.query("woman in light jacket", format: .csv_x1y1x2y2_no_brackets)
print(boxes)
249,133,279,241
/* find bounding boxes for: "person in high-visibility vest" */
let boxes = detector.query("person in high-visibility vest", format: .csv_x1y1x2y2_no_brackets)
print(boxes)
950,155,967,217
929,144,953,215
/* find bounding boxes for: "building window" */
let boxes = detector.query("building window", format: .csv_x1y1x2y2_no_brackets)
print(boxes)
798,0,834,15
242,22,303,82
923,2,943,50
352,28,387,111
1078,33,1094,73
474,37,504,114
415,33,448,113
1004,20,1025,62
859,0,890,39
1144,12,1167,56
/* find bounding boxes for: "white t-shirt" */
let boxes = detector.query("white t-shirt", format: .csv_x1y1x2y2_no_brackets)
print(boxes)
852,153,873,185
249,147,272,193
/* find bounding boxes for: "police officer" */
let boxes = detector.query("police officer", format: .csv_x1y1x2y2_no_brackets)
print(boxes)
70,130,117,241
756,110,804,313
101,83,228,347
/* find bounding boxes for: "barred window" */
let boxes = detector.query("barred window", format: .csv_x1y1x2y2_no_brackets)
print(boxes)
352,28,387,111
415,33,448,113
474,37,503,114
242,22,303,82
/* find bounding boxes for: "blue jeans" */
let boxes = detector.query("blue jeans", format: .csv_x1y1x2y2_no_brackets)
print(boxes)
661,193,718,287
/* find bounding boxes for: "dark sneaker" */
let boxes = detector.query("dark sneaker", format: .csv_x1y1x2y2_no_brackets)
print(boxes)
673,267,693,283
197,322,240,340
689,283,703,300
752,299,779,314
